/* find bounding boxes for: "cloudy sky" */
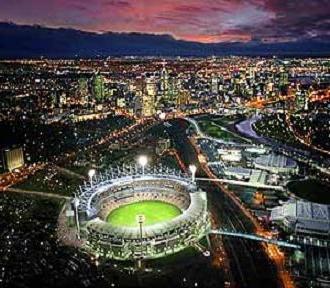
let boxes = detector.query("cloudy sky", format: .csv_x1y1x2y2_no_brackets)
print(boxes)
0,0,329,43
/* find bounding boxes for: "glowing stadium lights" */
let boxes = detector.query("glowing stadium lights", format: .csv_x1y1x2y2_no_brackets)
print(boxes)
74,169,210,261
73,195,80,239
189,164,197,182
159,112,166,120
138,155,148,175
88,169,96,187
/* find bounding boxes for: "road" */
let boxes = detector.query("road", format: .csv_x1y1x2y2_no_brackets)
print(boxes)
0,117,156,199
5,187,70,200
164,119,288,288
189,117,297,288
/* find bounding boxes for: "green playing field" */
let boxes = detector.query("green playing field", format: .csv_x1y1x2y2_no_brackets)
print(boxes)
106,200,182,227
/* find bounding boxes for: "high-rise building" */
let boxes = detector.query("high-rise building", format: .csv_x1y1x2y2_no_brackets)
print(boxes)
77,78,89,104
2,147,24,172
295,90,308,111
92,74,105,101
160,65,169,95
177,90,190,108
142,77,157,117
279,70,289,87
211,75,219,94
167,76,179,102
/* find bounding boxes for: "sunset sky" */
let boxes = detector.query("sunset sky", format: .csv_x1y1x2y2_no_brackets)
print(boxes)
0,0,329,43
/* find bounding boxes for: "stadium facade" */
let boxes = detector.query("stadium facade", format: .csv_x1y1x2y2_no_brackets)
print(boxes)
271,200,330,236
73,165,210,260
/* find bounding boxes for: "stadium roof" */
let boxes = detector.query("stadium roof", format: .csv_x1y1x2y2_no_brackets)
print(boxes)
255,153,297,168
271,200,330,234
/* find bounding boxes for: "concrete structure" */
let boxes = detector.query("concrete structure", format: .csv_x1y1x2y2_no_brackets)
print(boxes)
254,153,298,174
2,147,24,172
218,148,242,163
92,74,105,101
155,138,171,155
249,170,267,185
271,200,330,236
74,166,210,260
142,77,157,116
223,167,251,180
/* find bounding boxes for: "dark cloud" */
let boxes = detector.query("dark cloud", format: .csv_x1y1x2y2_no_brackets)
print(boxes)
0,0,328,43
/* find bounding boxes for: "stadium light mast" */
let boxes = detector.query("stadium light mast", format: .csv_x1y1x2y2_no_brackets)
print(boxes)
136,214,145,268
73,195,80,239
159,112,166,121
189,164,197,183
88,169,96,187
138,155,148,175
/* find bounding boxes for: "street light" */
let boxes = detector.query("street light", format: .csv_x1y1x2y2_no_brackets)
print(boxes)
138,155,148,175
88,169,96,187
189,164,197,182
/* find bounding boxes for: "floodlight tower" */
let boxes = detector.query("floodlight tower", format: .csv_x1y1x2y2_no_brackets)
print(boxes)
73,195,80,239
136,214,145,268
189,164,197,183
88,169,96,187
159,112,166,121
138,155,148,175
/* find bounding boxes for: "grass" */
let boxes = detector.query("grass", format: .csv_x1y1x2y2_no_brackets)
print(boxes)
198,120,247,143
106,200,182,227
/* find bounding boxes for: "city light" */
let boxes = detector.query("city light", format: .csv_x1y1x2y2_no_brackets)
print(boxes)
88,169,96,187
159,112,166,120
138,155,148,175
189,164,197,182
0,44,329,288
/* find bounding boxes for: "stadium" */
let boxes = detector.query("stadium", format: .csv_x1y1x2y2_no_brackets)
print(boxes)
73,164,210,261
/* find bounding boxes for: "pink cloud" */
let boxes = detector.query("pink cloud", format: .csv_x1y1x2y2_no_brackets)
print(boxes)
0,0,329,43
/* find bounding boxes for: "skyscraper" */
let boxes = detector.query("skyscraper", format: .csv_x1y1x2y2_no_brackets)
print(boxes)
142,77,157,117
92,74,105,101
77,78,89,104
211,75,219,94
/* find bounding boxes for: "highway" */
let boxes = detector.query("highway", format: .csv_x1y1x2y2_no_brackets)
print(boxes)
164,119,284,288
0,118,156,199
176,116,297,288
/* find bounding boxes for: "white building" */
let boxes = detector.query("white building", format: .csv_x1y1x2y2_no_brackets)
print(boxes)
254,153,298,174
271,200,330,236
218,148,242,163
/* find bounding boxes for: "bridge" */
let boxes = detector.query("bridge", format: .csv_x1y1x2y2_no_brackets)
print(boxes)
209,229,301,249
196,177,285,191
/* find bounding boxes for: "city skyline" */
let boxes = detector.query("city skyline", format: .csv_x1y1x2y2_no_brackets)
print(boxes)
0,2,329,288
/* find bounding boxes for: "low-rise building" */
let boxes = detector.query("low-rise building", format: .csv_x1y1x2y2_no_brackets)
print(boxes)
271,200,330,236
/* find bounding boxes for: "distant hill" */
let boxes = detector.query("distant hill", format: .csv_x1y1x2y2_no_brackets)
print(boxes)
0,22,329,58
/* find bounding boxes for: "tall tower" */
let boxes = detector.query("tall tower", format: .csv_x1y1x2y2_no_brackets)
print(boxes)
211,75,219,94
92,74,105,101
295,90,307,112
160,65,169,94
279,70,289,87
77,78,89,104
142,77,157,117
